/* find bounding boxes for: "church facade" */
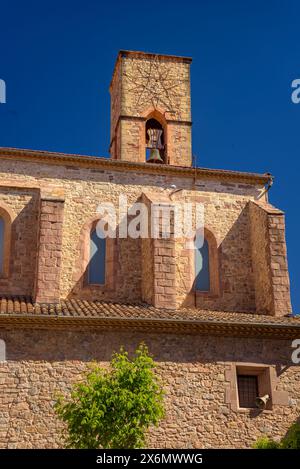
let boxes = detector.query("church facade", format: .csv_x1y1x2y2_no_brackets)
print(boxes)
0,50,299,448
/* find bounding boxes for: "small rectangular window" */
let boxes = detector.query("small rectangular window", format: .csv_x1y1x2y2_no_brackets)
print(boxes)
237,374,258,408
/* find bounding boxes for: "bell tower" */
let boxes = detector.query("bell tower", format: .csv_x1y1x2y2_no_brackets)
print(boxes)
109,50,192,167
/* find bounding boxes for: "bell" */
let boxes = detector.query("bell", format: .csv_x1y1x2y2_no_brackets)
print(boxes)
148,128,163,149
147,128,164,164
147,148,164,164
255,394,270,409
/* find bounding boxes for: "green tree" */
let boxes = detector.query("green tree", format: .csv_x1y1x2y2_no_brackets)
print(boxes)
55,343,164,449
281,422,300,449
253,422,300,449
253,436,280,449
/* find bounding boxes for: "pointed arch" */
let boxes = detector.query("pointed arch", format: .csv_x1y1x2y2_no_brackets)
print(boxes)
0,204,14,278
72,217,116,296
194,227,220,296
0,339,6,362
143,109,168,164
88,226,106,285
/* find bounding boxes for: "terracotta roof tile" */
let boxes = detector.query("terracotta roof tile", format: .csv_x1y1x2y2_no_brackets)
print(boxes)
0,296,299,339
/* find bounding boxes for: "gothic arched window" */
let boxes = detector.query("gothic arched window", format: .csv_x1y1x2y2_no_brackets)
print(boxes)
0,339,6,362
194,229,220,296
88,229,106,285
145,117,165,163
195,238,210,292
0,217,4,275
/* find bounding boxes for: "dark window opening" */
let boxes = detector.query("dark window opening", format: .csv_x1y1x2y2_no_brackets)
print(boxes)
195,239,210,291
145,118,165,163
0,217,4,275
88,229,106,285
237,375,259,408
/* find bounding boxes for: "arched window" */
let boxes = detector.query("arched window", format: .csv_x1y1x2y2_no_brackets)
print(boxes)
194,229,220,296
145,117,165,164
195,238,210,292
88,229,106,285
0,339,6,362
0,217,4,275
0,206,13,279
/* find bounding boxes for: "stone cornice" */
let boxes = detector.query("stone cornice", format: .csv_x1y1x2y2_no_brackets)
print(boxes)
0,314,299,338
0,147,271,184
119,50,193,64
117,115,192,126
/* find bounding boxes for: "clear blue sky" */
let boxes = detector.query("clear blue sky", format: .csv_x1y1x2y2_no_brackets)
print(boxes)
0,0,299,312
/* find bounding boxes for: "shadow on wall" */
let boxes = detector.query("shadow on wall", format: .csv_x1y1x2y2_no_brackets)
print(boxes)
0,192,39,297
218,204,255,312
68,196,256,313
67,196,144,303
181,204,256,313
0,328,296,366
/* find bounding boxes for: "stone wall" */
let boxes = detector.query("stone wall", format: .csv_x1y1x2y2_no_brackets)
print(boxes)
0,157,291,314
34,190,65,303
174,191,256,311
0,327,299,448
0,186,39,296
249,201,292,316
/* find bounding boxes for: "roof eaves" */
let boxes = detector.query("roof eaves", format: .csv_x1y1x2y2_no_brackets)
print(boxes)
0,147,271,184
0,313,299,339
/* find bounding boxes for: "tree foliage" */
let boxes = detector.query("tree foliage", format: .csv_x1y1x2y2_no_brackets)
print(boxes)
281,422,300,449
55,343,164,449
253,436,280,449
253,422,300,449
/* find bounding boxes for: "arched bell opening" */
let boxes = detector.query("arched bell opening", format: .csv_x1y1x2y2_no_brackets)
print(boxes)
145,118,166,164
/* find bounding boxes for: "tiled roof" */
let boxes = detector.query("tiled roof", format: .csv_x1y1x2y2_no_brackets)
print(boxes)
0,296,299,339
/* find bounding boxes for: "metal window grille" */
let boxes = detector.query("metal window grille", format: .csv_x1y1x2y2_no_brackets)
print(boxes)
237,375,258,408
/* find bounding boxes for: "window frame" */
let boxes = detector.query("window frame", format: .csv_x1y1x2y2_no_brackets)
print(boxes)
72,217,116,297
0,339,6,362
194,228,220,298
194,237,211,292
224,363,281,413
0,206,13,279
87,228,107,287
142,109,168,164
237,374,259,409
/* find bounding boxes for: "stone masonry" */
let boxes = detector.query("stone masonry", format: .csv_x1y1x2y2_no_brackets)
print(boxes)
249,201,291,316
34,189,65,304
0,328,299,449
0,51,299,448
110,51,192,167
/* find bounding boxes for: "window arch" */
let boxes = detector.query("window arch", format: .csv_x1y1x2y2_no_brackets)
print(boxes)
0,206,13,278
194,228,220,296
73,217,116,296
88,228,106,285
144,110,167,164
195,238,210,291
0,339,6,362
0,217,4,275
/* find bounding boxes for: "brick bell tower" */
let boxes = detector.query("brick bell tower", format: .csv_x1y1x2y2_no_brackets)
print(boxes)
109,50,192,167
